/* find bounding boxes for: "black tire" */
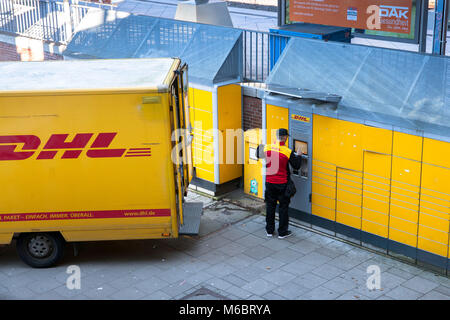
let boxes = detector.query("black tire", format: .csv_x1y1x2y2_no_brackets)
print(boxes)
16,232,65,268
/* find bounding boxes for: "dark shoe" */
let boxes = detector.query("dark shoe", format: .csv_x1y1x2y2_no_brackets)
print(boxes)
278,230,292,239
266,232,274,237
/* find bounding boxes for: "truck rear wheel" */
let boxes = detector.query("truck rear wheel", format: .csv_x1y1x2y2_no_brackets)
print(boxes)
16,232,65,268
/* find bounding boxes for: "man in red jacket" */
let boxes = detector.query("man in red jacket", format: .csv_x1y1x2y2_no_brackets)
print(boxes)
258,128,306,239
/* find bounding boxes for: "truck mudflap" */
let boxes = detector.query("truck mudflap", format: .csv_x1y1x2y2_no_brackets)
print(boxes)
179,202,203,235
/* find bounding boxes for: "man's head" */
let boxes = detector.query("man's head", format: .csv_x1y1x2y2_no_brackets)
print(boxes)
276,128,289,143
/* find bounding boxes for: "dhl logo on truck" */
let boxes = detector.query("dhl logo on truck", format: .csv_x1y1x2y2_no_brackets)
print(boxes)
0,133,151,160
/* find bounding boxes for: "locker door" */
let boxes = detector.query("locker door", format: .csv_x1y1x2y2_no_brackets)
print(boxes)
361,151,392,240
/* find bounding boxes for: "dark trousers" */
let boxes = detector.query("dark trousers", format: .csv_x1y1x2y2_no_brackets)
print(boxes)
265,182,290,235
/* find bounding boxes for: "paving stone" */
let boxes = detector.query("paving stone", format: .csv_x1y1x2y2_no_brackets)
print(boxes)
322,276,357,294
261,291,286,300
328,255,366,271
260,237,294,251
262,269,296,286
402,275,440,294
419,290,450,300
206,278,234,291
242,245,275,260
311,264,345,280
27,276,64,294
217,242,248,256
354,286,389,299
6,287,41,299
225,254,258,269
356,258,394,274
70,272,111,290
314,246,345,259
336,292,370,300
38,291,68,300
434,285,450,296
184,271,215,286
1,273,40,290
385,285,423,300
53,284,86,298
234,265,269,282
224,284,253,299
183,243,215,258
220,228,248,241
385,266,416,280
109,273,143,289
252,256,286,272
82,284,119,300
235,234,267,248
268,247,304,264
272,282,309,299
134,276,170,294
222,274,249,287
179,259,211,274
161,281,196,298
110,287,147,300
281,260,316,276
199,235,233,250
247,295,265,300
293,272,328,289
236,221,264,233
300,251,333,267
298,286,341,300
242,279,277,296
142,291,173,300
376,295,395,300
197,250,231,264
379,271,408,290
206,264,238,278
415,271,450,287
288,239,321,254
338,267,368,288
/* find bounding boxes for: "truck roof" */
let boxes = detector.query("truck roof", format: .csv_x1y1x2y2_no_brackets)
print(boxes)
0,58,179,95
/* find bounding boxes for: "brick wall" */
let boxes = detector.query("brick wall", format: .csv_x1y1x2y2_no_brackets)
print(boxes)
0,41,20,61
243,95,262,131
0,41,63,62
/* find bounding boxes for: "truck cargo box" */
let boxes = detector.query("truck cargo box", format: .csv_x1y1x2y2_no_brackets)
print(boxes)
0,58,201,267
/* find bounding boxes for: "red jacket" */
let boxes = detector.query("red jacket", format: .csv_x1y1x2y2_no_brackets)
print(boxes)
262,141,303,184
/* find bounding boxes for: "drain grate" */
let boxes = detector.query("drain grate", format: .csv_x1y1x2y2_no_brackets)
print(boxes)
180,287,230,300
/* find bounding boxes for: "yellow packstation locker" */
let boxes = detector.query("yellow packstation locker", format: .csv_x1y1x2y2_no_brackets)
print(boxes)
252,36,450,272
188,84,243,196
0,58,202,268
244,129,263,199
257,92,450,272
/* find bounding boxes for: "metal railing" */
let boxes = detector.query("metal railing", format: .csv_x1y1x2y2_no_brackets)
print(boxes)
0,0,111,44
0,0,289,81
243,30,290,82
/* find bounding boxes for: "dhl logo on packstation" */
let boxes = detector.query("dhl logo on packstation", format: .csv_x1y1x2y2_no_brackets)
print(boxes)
291,114,310,123
0,132,151,160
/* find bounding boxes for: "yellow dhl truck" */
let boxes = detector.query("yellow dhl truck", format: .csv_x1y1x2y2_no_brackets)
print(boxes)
0,58,201,268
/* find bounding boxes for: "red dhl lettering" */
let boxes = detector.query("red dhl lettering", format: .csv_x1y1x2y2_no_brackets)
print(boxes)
0,133,152,161
291,114,310,122
0,209,171,222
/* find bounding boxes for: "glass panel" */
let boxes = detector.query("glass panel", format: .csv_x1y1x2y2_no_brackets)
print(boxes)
267,38,450,135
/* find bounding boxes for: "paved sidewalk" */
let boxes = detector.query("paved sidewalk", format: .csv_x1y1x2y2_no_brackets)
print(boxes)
1,191,450,300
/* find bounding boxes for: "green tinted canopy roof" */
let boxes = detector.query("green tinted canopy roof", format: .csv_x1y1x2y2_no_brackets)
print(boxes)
64,10,243,86
267,38,450,138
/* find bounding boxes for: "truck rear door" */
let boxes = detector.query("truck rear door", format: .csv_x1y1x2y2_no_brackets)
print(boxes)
170,65,202,235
